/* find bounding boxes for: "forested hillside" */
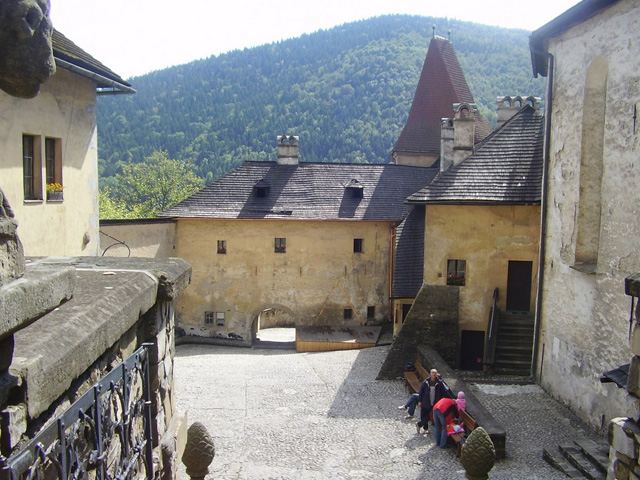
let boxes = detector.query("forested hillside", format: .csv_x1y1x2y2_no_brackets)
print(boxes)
97,14,545,185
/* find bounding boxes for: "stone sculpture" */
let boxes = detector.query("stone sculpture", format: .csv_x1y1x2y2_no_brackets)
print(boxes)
182,421,215,480
0,0,55,98
0,188,25,287
460,426,496,480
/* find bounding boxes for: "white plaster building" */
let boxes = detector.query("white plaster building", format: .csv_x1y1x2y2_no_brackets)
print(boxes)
530,0,640,431
0,30,133,256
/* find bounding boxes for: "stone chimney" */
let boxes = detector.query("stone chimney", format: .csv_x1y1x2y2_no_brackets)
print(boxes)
497,96,541,128
440,118,454,172
277,135,299,165
452,102,476,167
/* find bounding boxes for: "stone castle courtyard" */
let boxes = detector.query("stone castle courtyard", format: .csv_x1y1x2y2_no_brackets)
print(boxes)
175,340,601,479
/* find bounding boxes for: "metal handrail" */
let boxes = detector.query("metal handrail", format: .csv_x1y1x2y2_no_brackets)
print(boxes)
484,288,500,370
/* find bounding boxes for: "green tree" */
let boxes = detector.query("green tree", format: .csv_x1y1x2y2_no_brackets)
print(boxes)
100,150,204,219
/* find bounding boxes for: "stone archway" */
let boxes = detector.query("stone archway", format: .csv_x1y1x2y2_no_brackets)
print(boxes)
250,304,297,346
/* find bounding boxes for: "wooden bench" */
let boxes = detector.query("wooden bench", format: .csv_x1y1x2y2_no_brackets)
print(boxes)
403,360,480,457
449,409,478,457
403,359,429,393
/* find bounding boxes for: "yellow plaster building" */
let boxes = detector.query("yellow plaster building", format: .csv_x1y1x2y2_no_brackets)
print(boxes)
397,99,544,372
0,30,133,256
159,137,438,345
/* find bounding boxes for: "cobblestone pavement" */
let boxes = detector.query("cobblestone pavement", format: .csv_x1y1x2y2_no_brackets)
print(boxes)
175,342,604,480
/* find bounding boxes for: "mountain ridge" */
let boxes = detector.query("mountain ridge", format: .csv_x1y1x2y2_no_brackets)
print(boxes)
97,14,545,185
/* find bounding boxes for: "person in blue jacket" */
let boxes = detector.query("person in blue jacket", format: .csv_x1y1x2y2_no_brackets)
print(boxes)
415,369,446,435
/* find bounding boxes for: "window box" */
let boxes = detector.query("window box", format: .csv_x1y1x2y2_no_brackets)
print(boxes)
47,191,63,201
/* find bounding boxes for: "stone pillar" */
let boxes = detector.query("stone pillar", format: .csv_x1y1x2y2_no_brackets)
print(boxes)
607,417,640,479
0,188,25,411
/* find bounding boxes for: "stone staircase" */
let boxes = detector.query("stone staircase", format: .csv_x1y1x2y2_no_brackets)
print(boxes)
543,438,609,479
492,311,534,375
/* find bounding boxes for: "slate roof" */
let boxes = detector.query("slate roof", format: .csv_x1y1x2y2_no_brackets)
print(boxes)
52,29,133,92
392,205,425,297
159,162,439,221
406,105,544,204
393,37,493,156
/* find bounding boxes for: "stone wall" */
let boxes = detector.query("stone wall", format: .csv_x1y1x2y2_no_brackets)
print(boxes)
536,0,640,431
0,257,191,480
378,284,458,379
608,418,640,480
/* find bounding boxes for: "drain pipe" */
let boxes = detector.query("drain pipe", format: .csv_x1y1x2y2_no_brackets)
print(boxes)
531,50,554,380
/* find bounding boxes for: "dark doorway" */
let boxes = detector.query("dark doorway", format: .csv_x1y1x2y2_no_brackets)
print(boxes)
460,330,484,370
506,260,533,312
402,304,412,323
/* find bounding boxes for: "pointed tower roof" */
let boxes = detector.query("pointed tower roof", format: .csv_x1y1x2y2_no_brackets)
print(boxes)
393,36,492,157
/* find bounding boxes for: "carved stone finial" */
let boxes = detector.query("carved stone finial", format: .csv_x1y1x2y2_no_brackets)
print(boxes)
0,0,56,98
182,421,215,480
460,427,496,480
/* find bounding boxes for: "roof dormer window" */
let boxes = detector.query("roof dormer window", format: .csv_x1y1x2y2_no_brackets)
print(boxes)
254,179,270,198
346,179,364,199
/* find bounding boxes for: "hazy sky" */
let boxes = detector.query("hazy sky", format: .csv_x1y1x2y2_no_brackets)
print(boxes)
50,0,580,78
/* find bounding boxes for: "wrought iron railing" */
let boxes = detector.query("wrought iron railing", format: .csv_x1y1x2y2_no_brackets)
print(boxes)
483,288,500,370
0,344,154,480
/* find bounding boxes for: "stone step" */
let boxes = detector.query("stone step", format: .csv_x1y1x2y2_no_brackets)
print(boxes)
498,318,535,327
494,352,531,363
560,444,606,480
498,325,535,333
543,447,586,478
496,343,533,352
574,438,609,472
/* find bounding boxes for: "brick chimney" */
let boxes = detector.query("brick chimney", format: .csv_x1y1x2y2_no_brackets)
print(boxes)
277,135,299,165
497,96,541,128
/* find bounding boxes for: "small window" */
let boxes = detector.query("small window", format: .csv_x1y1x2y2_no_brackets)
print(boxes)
254,179,270,198
353,238,363,253
204,311,214,325
344,308,353,320
216,312,225,326
447,259,466,286
23,134,42,200
45,138,63,201
217,240,227,254
367,306,375,319
346,179,364,199
275,237,286,253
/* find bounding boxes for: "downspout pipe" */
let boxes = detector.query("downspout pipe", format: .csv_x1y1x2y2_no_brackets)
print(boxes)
531,50,554,380
54,57,136,95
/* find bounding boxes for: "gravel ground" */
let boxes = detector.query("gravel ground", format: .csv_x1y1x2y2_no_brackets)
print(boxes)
175,342,603,480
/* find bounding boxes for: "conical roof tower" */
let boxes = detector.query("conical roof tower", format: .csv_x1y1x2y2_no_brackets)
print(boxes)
392,33,492,167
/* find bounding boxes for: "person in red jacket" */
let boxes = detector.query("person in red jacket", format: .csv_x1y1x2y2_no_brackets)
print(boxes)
432,396,459,448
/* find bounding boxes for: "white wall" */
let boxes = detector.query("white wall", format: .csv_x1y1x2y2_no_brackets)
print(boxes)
0,67,99,256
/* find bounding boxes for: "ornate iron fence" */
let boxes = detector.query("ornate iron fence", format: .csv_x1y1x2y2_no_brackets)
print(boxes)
0,344,154,480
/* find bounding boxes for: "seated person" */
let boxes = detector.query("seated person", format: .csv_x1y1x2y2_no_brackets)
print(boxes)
397,393,419,419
